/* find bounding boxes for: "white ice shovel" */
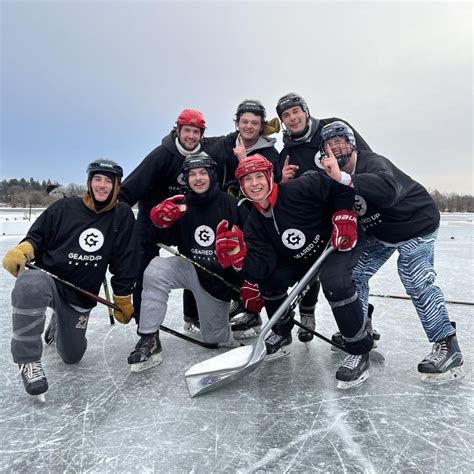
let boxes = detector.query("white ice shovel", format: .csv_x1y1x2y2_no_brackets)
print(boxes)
185,245,335,398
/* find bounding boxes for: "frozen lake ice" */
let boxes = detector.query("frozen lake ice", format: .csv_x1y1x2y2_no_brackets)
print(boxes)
0,214,472,472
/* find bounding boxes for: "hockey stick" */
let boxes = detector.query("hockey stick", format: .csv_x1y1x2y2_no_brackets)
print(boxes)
102,278,115,325
369,293,473,306
158,243,241,293
25,263,220,349
184,245,335,398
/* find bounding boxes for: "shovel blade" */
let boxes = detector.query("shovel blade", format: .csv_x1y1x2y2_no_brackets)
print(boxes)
185,344,266,397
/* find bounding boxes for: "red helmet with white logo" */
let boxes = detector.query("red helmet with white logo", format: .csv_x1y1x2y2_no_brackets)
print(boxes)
176,109,206,130
235,154,274,198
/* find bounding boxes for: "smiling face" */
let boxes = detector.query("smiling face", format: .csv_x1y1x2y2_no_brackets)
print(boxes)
188,167,210,194
241,170,270,205
281,106,308,135
236,112,263,144
177,125,202,151
90,174,113,202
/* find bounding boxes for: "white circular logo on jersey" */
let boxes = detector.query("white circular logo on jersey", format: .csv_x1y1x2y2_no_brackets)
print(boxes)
79,228,104,252
354,195,367,216
177,172,186,186
281,228,306,249
194,225,215,247
314,150,324,169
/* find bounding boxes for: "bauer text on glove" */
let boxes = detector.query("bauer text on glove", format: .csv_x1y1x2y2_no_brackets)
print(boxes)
331,210,357,251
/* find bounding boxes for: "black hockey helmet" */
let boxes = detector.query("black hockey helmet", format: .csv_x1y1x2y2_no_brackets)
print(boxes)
276,92,309,119
86,159,123,182
235,99,266,122
182,152,217,184
320,121,356,167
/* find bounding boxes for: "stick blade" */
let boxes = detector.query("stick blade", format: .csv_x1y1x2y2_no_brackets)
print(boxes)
185,344,265,397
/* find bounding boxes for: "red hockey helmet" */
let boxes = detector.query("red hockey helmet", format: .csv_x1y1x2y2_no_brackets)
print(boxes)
176,109,206,130
235,154,274,197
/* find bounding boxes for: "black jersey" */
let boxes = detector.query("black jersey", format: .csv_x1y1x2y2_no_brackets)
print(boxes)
280,117,371,178
241,173,355,282
161,183,248,301
351,151,440,243
23,198,137,308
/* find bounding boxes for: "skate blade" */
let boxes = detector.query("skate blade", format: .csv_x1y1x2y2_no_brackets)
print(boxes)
130,353,163,373
336,370,369,389
232,328,261,340
420,365,465,384
265,346,291,362
30,393,46,403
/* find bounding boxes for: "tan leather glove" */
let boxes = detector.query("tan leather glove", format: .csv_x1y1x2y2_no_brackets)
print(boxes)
2,241,35,277
112,294,134,324
263,117,281,136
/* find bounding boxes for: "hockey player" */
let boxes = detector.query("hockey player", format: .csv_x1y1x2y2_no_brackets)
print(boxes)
127,153,258,372
2,160,137,398
215,154,374,388
275,92,373,343
118,110,224,330
319,121,465,383
206,99,281,328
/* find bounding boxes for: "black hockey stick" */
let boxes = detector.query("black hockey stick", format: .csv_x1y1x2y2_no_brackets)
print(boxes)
158,243,241,293
25,263,220,349
292,319,347,352
102,278,115,325
369,293,473,306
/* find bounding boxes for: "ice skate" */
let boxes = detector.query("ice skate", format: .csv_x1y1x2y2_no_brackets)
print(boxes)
264,331,292,360
231,312,262,339
183,317,201,338
331,304,380,352
19,360,48,400
297,314,315,343
336,352,370,389
44,313,57,346
229,299,245,323
128,332,162,373
418,331,465,383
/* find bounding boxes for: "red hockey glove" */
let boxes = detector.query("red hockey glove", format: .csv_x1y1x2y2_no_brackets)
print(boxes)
240,281,264,314
215,220,247,269
331,210,358,251
150,195,187,228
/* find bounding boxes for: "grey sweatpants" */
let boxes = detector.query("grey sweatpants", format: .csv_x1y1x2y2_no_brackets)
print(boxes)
139,256,231,344
11,269,91,365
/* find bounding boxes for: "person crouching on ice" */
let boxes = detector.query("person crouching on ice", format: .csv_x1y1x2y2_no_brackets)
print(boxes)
2,160,137,400
319,121,465,383
126,152,254,372
215,154,374,389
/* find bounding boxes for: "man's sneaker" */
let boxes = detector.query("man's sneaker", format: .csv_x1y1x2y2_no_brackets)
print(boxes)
183,320,201,337
231,312,262,339
297,314,315,343
127,332,163,373
229,299,245,322
418,331,465,383
331,304,380,351
19,360,48,397
44,313,57,346
336,353,370,389
265,331,292,360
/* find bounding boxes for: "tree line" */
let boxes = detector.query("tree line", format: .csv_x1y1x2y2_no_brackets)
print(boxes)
0,178,473,212
0,178,85,207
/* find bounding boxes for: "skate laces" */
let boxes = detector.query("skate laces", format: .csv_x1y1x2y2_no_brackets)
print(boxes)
342,354,363,369
425,341,448,363
267,332,283,345
20,361,45,383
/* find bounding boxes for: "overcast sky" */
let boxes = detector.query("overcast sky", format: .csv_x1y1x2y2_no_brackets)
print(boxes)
1,1,472,194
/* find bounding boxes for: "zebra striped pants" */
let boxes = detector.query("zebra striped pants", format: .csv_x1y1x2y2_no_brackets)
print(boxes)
352,229,454,342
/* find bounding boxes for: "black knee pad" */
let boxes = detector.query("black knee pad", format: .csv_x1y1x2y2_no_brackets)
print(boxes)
345,332,374,355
